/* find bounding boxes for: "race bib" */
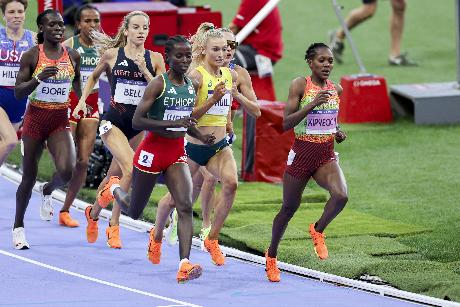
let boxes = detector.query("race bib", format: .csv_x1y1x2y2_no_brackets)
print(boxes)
163,106,193,131
305,109,338,135
81,68,98,90
206,92,231,116
0,62,19,86
35,79,72,103
138,150,154,167
114,78,147,105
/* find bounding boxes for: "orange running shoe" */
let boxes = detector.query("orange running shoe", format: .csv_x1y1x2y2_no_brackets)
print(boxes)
85,206,98,243
147,229,162,264
106,225,122,249
265,251,280,282
309,223,328,260
203,238,225,266
97,176,120,208
59,211,80,228
176,260,202,283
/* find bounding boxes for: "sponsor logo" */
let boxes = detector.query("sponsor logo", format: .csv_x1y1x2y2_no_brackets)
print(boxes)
118,60,128,67
167,87,177,95
353,79,381,87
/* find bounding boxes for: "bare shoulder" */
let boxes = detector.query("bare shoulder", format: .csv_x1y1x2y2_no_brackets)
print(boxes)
22,46,39,63
333,82,343,95
291,76,307,90
187,68,203,89
234,65,250,80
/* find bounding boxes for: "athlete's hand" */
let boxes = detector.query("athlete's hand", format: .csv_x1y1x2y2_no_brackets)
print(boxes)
134,53,147,73
335,129,347,143
311,90,331,107
36,66,59,81
175,116,197,129
201,132,215,145
72,99,89,120
211,81,226,103
231,81,239,98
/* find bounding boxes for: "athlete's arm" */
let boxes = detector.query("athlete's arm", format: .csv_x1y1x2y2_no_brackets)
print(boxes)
283,77,332,131
187,126,215,145
151,51,166,77
73,48,115,118
14,47,58,99
333,82,346,143
68,48,82,99
234,66,261,118
189,69,226,119
132,75,197,131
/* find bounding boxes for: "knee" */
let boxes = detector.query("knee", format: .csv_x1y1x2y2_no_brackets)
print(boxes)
176,200,193,217
392,0,406,14
280,204,298,219
75,156,89,170
332,191,348,206
362,4,377,18
222,177,238,194
59,167,74,183
1,134,18,151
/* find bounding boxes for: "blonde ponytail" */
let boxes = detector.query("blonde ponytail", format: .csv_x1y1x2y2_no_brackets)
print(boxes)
91,11,149,56
189,22,224,72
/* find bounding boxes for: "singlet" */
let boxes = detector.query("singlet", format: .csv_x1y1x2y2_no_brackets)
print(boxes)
147,72,196,132
111,48,155,106
29,44,75,109
195,65,232,127
70,35,99,90
0,28,35,87
294,76,339,143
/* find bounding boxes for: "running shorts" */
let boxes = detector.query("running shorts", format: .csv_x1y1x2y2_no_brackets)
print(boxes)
133,132,187,174
285,139,336,181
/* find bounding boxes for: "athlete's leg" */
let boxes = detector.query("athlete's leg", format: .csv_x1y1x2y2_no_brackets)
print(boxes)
0,108,19,166
154,158,201,242
199,167,217,229
61,119,98,212
42,130,76,195
112,167,159,219
311,161,348,232
267,172,308,258
205,147,238,240
164,163,193,260
103,130,143,226
336,2,378,41
390,0,406,57
88,156,123,219
14,137,45,228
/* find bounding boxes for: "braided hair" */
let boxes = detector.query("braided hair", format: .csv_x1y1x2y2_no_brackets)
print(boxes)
36,9,60,44
165,35,190,55
305,43,330,61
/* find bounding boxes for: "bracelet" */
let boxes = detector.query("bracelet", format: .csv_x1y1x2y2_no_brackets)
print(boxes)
34,75,41,83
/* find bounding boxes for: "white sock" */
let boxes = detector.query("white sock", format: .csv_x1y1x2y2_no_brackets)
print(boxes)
110,184,120,196
179,258,189,269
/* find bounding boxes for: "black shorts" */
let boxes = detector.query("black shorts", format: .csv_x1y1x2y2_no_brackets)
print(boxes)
102,103,142,141
363,0,377,4
185,138,229,166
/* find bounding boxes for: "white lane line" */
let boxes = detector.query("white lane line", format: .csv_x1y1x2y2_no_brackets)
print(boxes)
0,250,203,307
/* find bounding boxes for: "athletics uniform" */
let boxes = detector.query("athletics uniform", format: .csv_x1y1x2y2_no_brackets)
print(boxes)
99,48,155,140
0,28,35,123
22,45,74,141
133,73,195,174
285,76,339,180
185,66,232,166
68,36,100,123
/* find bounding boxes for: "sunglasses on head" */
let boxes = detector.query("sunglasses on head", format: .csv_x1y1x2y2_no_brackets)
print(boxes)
227,40,239,50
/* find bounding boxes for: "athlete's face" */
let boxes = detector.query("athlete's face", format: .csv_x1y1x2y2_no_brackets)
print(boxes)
222,31,237,66
203,37,227,67
167,42,192,74
3,1,25,31
308,47,334,80
77,9,101,41
125,15,149,46
40,13,65,44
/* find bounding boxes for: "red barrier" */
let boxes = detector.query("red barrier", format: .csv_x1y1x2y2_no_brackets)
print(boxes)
38,0,62,13
339,75,393,123
250,74,276,101
177,7,222,37
93,2,178,55
242,100,294,183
